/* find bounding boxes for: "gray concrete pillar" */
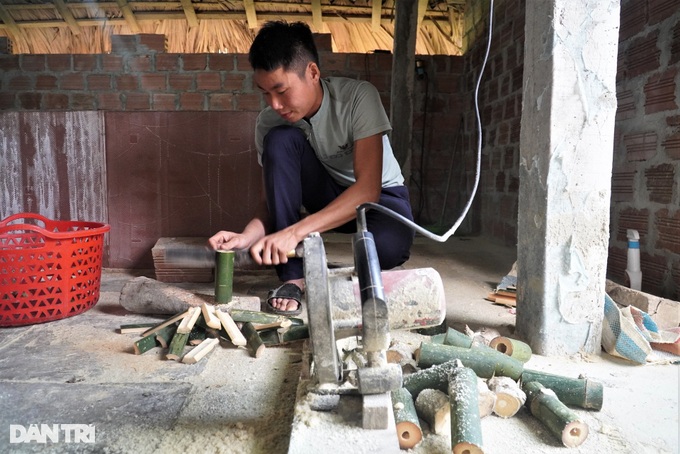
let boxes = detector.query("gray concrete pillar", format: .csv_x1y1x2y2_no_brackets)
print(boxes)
516,0,620,355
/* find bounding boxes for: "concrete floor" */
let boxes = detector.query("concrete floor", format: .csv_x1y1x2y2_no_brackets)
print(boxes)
0,234,678,453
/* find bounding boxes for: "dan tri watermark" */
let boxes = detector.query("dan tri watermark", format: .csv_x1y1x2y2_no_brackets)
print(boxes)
10,424,95,444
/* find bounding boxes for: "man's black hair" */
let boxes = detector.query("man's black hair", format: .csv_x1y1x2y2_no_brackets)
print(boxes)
249,21,320,75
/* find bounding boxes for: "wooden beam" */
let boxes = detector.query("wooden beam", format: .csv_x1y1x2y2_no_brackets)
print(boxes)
243,0,258,29
116,0,141,33
371,0,381,33
180,0,199,28
312,0,323,30
417,0,428,28
0,3,23,40
54,0,82,35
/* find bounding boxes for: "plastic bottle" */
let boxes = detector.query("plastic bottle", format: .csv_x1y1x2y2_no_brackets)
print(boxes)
625,229,642,291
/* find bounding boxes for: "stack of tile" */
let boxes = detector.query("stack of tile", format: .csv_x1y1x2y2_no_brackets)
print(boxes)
152,237,214,283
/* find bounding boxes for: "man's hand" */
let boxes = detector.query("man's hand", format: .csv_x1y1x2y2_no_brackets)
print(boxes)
251,229,301,266
208,231,252,252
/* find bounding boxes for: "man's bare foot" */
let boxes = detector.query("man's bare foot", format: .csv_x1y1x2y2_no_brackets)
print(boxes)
268,279,305,313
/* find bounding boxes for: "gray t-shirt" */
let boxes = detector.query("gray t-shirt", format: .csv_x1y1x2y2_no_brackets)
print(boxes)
255,77,405,187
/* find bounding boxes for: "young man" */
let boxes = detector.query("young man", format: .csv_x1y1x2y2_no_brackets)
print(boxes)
209,21,414,315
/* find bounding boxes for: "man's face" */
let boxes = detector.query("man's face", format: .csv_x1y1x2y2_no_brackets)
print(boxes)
254,63,322,123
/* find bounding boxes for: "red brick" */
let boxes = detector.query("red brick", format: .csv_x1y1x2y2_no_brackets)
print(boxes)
234,93,262,111
0,92,16,109
102,54,123,71
644,69,678,114
168,74,193,90
87,74,112,91
60,73,85,90
125,92,150,110
115,74,138,90
664,132,680,159
624,131,657,161
645,163,675,204
223,74,245,91
152,93,177,111
179,92,205,110
46,55,71,71
0,55,19,71
36,74,58,90
20,55,45,71
619,0,646,41
140,74,166,90
18,93,42,109
235,54,251,72
156,53,179,71
43,93,68,110
137,34,166,53
182,54,207,71
667,115,680,127
209,54,233,71
648,0,677,27
617,207,649,242
640,252,669,293
98,93,123,110
209,93,232,110
9,75,32,90
611,169,636,202
626,32,661,78
196,73,221,90
671,22,680,66
74,54,97,71
616,89,636,120
70,93,96,110
129,55,152,72
110,35,137,54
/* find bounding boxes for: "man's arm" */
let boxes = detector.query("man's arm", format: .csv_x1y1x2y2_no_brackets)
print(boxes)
252,133,384,265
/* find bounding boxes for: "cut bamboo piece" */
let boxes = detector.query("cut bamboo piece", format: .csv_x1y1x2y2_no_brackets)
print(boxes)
177,306,201,334
141,310,189,337
251,319,292,331
414,388,450,435
166,332,190,361
188,325,207,345
477,378,496,418
215,308,247,346
215,250,234,303
390,387,422,449
442,327,474,348
201,303,221,329
417,342,524,380
520,369,604,410
242,322,265,358
119,322,157,334
133,331,159,355
403,360,459,398
155,324,178,349
182,338,220,364
523,381,589,448
489,336,532,363
488,376,526,418
229,309,303,326
448,366,484,454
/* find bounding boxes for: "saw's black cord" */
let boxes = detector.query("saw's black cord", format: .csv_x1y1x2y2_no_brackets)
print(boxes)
358,0,494,240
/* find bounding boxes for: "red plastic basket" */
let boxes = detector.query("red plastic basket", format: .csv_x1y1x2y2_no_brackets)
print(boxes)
0,213,110,327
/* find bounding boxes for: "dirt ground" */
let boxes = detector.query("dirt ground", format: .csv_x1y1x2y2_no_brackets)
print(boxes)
0,234,677,453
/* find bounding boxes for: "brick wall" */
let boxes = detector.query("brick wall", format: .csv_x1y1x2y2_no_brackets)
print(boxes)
610,0,680,298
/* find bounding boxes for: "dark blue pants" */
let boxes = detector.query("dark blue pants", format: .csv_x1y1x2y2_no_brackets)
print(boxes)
262,126,415,281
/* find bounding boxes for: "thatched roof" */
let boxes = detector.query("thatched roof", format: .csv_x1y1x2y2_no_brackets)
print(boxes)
0,1,465,55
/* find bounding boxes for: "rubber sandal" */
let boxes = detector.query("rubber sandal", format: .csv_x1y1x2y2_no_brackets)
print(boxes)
265,283,303,316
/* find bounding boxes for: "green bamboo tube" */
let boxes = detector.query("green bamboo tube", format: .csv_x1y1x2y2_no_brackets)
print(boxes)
521,369,604,410
443,327,474,348
448,366,484,454
403,360,459,398
523,381,590,447
166,332,190,361
417,342,524,380
489,336,532,363
241,322,266,358
215,250,235,303
391,388,422,449
230,309,304,326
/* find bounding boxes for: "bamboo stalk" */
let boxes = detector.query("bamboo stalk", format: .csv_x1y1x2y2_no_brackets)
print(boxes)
448,366,484,454
523,381,589,448
520,369,604,411
417,342,524,380
391,388,422,449
133,331,159,355
155,323,178,349
489,336,532,363
215,250,234,304
242,322,265,358
166,332,190,361
119,322,157,334
141,310,189,337
229,309,304,326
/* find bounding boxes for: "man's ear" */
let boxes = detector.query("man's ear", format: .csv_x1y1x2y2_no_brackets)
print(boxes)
307,62,321,82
